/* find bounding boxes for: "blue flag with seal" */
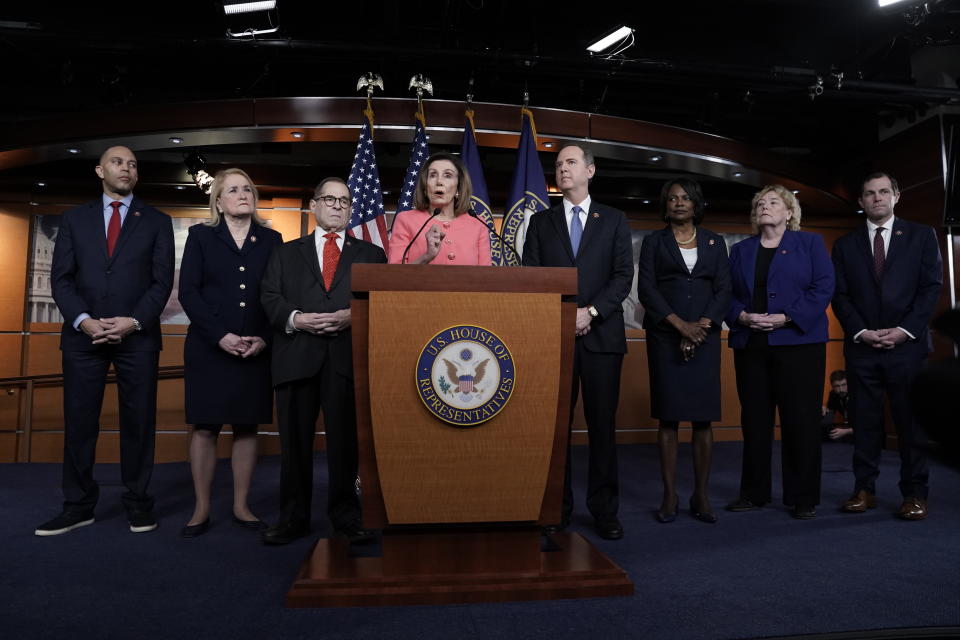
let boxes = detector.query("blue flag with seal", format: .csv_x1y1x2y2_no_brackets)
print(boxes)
459,108,503,264
501,107,549,266
396,107,430,215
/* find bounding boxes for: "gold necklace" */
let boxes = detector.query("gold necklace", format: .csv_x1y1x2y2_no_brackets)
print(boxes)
675,227,697,246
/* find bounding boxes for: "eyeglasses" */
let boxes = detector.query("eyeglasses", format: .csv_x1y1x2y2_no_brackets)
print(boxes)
316,195,351,208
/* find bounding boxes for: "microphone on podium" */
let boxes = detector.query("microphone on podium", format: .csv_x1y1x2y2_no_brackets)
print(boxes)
401,208,442,264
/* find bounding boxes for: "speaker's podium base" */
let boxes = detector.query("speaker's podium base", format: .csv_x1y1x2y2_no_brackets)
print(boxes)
285,529,634,607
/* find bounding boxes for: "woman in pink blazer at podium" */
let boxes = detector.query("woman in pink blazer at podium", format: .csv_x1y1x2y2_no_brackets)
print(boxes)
388,152,492,266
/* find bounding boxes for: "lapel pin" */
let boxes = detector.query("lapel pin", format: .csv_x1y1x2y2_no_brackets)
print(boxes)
592,212,600,218
133,211,140,217
250,235,257,242
708,239,715,246
895,230,903,236
781,249,787,254
345,240,352,247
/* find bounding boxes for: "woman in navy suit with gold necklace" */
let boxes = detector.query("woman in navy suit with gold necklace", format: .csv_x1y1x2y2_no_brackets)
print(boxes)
637,178,731,524
178,168,282,537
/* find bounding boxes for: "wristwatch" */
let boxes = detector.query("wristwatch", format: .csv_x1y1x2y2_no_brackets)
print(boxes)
131,317,142,332
587,305,599,319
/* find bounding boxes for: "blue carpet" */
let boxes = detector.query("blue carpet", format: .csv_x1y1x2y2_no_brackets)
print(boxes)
2,442,958,639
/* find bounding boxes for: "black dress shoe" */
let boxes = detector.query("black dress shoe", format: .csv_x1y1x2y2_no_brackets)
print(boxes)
791,505,816,519
335,523,376,544
594,518,624,540
261,520,309,545
35,511,95,537
656,494,678,523
725,497,763,512
232,516,267,532
180,519,210,538
541,520,570,535
689,496,718,524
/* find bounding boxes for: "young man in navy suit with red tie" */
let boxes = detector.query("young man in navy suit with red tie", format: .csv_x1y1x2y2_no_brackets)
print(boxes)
832,172,942,520
521,144,633,540
36,146,174,536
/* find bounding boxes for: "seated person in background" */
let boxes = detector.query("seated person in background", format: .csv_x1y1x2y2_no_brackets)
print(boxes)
821,369,853,441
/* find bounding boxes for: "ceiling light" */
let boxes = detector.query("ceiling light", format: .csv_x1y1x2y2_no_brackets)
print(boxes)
650,156,661,162
733,172,744,178
878,0,909,6
291,131,304,139
543,142,554,149
642,199,651,205
36,181,46,187
169,137,184,144
587,26,634,54
223,1,276,14
175,185,186,191
67,147,80,154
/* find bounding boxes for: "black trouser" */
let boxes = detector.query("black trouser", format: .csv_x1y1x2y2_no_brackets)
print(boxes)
561,342,624,523
846,351,928,498
274,365,360,530
61,348,159,515
733,342,825,506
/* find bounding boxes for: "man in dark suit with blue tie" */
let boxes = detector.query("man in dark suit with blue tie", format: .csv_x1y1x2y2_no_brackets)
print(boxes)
832,172,942,520
36,146,174,536
522,143,633,540
260,177,387,545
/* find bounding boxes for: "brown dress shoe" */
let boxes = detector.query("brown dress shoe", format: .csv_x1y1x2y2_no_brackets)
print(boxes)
897,497,928,520
842,490,877,513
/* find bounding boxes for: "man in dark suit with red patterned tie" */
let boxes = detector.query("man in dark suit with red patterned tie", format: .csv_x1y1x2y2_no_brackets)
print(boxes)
36,146,174,536
260,177,387,545
832,172,942,520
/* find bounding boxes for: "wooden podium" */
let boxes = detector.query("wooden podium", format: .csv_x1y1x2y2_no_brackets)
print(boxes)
286,265,633,607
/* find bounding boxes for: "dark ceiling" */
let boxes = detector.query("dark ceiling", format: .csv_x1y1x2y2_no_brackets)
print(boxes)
1,0,959,213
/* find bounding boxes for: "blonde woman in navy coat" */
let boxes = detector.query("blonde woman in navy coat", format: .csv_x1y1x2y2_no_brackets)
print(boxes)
178,168,282,537
637,178,731,524
725,185,834,519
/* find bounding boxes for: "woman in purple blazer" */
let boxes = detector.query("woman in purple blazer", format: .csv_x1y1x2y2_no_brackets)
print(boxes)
725,185,834,519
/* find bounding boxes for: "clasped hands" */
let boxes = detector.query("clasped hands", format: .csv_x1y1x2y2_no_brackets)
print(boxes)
293,309,351,336
859,327,908,350
81,317,136,345
218,333,266,358
738,311,788,332
677,317,712,361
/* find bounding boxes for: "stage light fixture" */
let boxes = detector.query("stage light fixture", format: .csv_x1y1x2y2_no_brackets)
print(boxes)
223,0,279,37
184,151,215,195
587,26,635,54
67,147,80,154
169,136,184,144
223,1,276,14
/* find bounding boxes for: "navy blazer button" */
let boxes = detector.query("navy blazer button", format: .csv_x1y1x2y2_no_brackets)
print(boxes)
239,266,246,272
239,302,246,307
239,284,246,290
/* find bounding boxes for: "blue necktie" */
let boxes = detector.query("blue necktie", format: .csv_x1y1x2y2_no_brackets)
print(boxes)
570,205,583,256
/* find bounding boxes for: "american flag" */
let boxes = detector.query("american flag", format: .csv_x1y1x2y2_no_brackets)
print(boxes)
396,109,430,214
346,107,389,251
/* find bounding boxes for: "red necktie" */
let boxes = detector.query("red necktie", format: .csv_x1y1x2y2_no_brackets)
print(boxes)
107,201,122,257
873,227,885,279
322,232,340,290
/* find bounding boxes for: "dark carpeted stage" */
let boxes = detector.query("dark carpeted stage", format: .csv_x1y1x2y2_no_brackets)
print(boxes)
2,442,958,639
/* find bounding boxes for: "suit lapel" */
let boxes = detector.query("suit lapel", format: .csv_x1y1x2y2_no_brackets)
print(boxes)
661,226,689,273
547,205,576,264
882,217,906,277
297,232,324,288
329,235,360,292
767,230,796,285
854,225,880,286
740,235,759,301
108,198,143,264
85,201,109,262
576,202,602,259
214,222,241,254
